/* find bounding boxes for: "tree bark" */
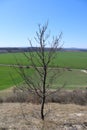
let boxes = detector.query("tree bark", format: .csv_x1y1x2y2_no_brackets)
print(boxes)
41,65,46,120
41,94,45,120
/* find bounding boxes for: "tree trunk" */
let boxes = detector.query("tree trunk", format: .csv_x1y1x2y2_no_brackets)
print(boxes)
41,65,46,120
41,95,45,120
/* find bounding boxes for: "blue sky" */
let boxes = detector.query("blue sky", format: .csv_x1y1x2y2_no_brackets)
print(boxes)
0,0,87,48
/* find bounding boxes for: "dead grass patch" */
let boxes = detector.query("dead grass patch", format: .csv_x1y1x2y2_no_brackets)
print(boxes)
0,103,87,129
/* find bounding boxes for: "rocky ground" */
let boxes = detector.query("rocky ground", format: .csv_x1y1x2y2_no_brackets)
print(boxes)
0,103,87,130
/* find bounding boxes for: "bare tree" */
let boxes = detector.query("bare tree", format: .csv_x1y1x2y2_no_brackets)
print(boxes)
16,23,62,120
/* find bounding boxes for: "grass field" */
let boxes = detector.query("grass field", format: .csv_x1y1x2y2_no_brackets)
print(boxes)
0,51,87,69
0,66,23,90
0,51,87,90
54,51,87,69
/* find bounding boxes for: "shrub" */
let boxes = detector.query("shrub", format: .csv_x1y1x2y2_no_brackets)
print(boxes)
0,89,87,105
46,89,87,105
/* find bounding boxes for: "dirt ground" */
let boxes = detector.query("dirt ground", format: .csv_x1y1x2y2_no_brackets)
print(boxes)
0,103,87,130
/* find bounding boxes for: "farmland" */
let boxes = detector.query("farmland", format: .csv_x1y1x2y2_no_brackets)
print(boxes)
0,51,87,69
0,66,23,90
0,51,87,90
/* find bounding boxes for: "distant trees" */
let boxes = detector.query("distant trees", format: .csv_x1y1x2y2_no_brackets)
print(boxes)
17,22,62,120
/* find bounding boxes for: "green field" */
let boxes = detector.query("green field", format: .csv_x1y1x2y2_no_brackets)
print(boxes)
0,51,87,69
54,51,87,69
0,51,87,90
0,66,23,90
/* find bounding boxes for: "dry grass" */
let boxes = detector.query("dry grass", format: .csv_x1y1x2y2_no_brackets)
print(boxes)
0,88,87,129
0,103,87,130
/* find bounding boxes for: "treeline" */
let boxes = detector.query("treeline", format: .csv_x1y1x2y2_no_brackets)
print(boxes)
0,47,87,53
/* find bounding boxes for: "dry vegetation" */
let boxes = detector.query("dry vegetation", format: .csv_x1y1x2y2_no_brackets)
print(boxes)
0,88,87,106
0,103,87,130
0,89,87,130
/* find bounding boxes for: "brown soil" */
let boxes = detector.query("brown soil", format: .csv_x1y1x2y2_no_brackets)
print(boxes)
0,103,87,130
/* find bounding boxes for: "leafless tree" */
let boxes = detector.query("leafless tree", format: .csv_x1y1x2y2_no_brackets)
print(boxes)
16,22,62,120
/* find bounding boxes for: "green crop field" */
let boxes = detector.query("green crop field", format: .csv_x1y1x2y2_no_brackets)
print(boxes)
0,66,23,90
0,51,87,90
0,51,87,69
0,53,28,65
54,51,87,69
